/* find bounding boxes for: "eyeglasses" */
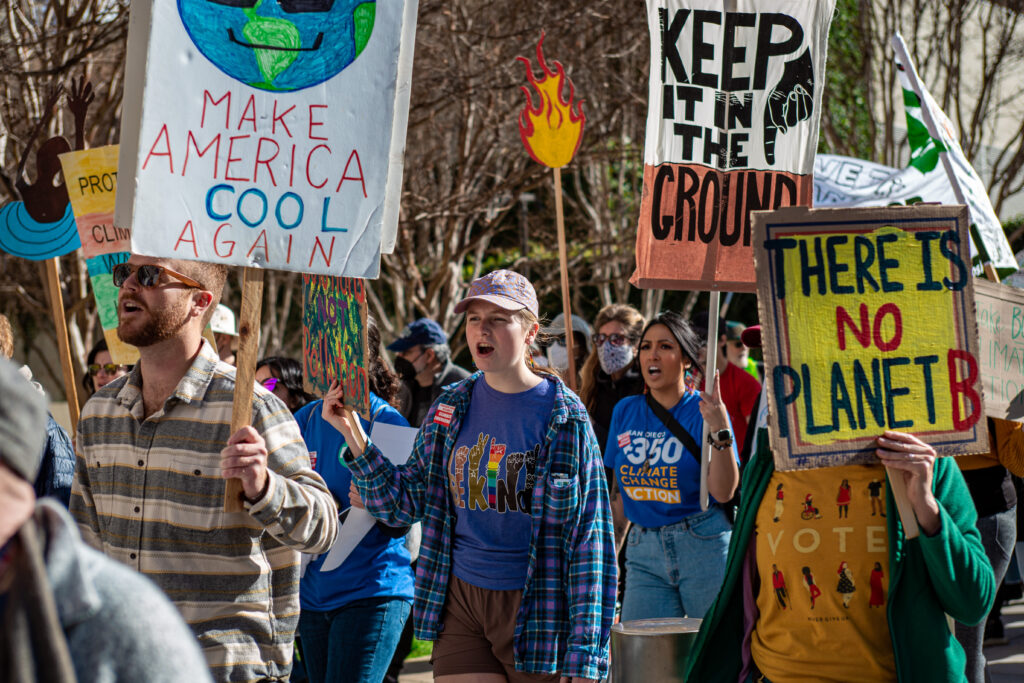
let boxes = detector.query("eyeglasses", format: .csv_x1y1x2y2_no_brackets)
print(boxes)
261,377,280,391
89,363,128,376
112,263,202,289
592,333,631,347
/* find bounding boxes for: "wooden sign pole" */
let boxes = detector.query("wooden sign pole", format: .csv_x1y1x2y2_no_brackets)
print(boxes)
224,267,265,512
699,293,720,512
552,167,578,392
885,471,919,539
44,258,80,432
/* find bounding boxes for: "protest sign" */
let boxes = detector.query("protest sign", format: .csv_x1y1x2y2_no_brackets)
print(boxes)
753,205,988,472
632,0,835,291
115,0,418,277
974,278,1024,421
302,274,370,418
811,34,1017,277
517,33,585,390
60,146,138,365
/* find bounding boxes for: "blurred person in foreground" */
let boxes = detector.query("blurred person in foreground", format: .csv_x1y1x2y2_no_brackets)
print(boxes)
70,255,338,682
0,358,212,683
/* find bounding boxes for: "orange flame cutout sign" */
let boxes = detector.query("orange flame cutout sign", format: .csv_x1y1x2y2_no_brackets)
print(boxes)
517,34,585,168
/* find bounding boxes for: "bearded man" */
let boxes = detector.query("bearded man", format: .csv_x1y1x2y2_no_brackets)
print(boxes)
69,255,338,682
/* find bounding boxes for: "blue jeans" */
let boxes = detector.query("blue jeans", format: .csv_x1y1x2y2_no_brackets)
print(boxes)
298,597,412,683
621,506,732,621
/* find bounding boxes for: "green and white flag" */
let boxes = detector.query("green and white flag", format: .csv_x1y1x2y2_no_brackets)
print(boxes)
813,33,1017,276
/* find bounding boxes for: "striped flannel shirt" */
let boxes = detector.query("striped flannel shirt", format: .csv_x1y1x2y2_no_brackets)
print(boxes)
346,373,617,680
70,340,338,683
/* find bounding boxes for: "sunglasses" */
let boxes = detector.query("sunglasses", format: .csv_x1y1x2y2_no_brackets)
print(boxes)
209,0,336,12
592,333,631,347
89,363,128,376
261,377,280,391
112,263,202,289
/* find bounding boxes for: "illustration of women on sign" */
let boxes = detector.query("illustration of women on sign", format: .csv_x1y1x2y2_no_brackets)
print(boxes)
801,566,821,609
837,478,851,518
0,78,91,260
836,560,856,608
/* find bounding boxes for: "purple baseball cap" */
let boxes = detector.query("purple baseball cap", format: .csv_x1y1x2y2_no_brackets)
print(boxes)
454,269,539,317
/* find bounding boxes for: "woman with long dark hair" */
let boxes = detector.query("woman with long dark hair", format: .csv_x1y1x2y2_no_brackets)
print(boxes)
603,311,739,620
256,356,316,414
321,269,616,682
293,316,413,683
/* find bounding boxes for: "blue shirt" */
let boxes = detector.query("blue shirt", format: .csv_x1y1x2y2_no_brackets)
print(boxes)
448,377,555,590
604,392,734,528
295,394,414,611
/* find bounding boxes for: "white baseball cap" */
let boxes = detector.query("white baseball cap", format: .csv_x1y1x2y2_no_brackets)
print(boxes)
210,304,238,336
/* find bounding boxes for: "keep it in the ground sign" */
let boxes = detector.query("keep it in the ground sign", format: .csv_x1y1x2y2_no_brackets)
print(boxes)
753,205,988,471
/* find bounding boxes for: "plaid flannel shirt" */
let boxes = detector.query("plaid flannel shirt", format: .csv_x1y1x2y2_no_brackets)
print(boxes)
346,373,617,680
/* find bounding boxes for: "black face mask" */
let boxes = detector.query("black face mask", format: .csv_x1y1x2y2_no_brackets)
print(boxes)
393,356,416,382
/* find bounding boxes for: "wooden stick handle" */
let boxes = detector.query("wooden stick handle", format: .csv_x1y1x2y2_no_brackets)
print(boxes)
886,466,920,539
224,267,265,512
344,407,367,453
44,259,80,432
552,167,578,392
700,292,721,512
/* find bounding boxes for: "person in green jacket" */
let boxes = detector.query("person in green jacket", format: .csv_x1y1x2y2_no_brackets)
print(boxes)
687,426,996,682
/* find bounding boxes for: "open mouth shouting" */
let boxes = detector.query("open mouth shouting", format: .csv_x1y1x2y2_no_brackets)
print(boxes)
119,297,145,320
475,342,495,359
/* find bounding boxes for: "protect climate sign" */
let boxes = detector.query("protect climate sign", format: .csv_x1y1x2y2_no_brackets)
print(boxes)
633,0,835,291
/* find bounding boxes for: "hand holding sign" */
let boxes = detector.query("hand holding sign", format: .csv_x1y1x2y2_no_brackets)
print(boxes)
322,380,368,457
875,430,939,536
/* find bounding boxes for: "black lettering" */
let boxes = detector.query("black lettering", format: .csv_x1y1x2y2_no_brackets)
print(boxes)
691,10,721,88
876,232,904,292
915,231,944,291
660,8,690,83
826,235,853,294
754,14,804,89
722,12,756,91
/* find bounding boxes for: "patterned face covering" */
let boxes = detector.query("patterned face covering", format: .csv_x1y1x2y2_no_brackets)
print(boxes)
546,343,570,370
597,341,635,375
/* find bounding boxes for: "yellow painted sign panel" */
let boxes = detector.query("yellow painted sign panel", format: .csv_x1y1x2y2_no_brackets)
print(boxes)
753,205,988,471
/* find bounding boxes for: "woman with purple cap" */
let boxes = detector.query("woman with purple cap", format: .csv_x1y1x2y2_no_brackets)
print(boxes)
321,269,616,683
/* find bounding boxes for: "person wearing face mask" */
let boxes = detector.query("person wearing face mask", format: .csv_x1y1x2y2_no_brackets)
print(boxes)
388,318,471,428
542,313,592,388
579,304,645,455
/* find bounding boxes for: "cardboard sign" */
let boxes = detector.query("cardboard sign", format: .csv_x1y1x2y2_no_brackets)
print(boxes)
632,0,835,291
302,274,369,417
974,279,1024,421
753,205,988,471
115,0,419,276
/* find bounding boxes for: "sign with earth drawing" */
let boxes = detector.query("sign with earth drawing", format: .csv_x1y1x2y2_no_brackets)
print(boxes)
632,0,836,292
115,0,419,277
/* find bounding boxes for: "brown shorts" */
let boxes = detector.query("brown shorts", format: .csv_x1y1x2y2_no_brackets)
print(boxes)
430,575,560,682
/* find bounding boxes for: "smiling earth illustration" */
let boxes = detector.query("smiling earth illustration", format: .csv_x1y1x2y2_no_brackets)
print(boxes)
177,0,375,92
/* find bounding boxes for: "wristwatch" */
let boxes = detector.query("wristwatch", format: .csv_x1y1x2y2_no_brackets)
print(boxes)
708,428,733,450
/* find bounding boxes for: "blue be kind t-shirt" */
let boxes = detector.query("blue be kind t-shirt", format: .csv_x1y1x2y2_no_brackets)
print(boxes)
604,392,734,529
294,394,414,612
448,377,555,590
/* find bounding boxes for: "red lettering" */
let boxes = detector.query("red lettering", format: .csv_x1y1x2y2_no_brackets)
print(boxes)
836,303,869,351
309,235,335,268
183,131,220,178
336,149,367,197
213,222,236,258
202,90,231,129
286,233,293,264
872,303,903,352
308,104,328,140
272,101,295,137
246,230,269,259
289,144,296,187
238,95,257,132
174,220,198,257
306,144,331,189
253,138,280,186
142,124,174,173
947,349,981,431
224,135,250,182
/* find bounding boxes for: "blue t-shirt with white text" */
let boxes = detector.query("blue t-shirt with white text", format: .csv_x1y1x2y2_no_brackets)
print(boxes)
604,392,734,528
448,377,555,590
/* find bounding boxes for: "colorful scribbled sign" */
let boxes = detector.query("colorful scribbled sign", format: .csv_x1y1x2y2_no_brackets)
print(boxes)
116,0,419,276
973,279,1024,421
302,274,369,418
516,34,585,169
58,146,138,365
753,205,988,471
632,0,835,292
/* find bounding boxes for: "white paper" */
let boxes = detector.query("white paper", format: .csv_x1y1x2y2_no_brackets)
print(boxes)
318,422,418,572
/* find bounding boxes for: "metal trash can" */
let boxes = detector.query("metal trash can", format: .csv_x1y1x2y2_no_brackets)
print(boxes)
610,617,701,683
